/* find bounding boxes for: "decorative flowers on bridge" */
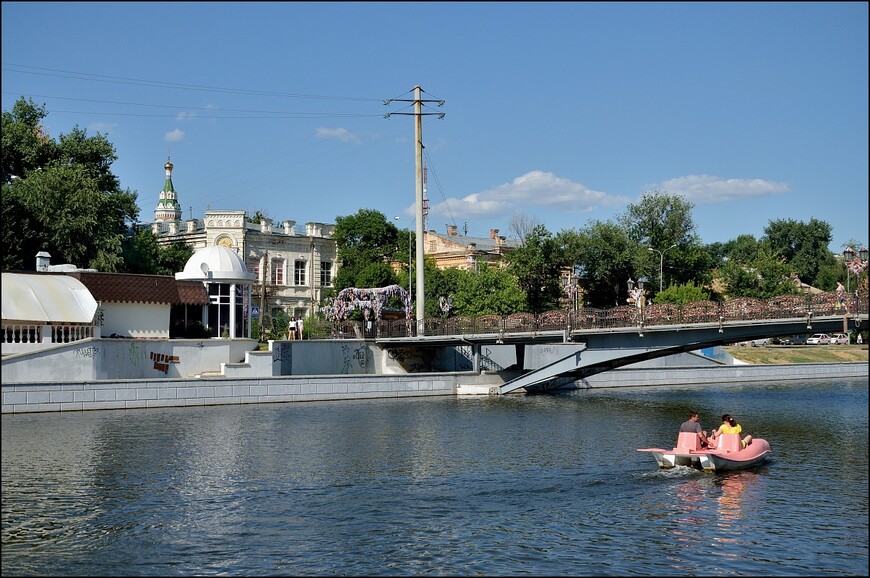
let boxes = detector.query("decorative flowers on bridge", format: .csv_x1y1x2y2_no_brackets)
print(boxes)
324,285,411,322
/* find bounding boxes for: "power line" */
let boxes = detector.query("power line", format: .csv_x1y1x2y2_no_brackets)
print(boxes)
2,63,384,102
423,147,458,230
1,91,384,119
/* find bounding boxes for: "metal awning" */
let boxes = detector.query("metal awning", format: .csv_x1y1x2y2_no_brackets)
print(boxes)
2,273,98,324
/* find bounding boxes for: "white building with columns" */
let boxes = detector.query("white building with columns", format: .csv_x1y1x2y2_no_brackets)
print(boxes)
150,158,338,328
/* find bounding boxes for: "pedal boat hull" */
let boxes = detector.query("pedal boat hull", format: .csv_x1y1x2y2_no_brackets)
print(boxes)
638,432,771,472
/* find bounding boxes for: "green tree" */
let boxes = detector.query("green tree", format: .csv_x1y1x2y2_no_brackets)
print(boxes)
722,234,763,265
452,264,526,316
1,98,56,183
506,224,563,313
394,225,416,297
2,97,138,271
617,191,710,290
719,247,797,298
331,208,400,292
155,240,195,276
121,228,160,274
763,218,835,288
423,258,455,318
120,228,194,276
247,210,270,224
555,221,635,308
619,191,697,249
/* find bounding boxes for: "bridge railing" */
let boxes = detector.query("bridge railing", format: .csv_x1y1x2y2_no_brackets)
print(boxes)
327,288,868,340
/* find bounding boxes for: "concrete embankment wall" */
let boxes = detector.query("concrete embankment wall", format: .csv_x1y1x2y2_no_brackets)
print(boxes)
2,363,865,414
578,362,867,388
1,372,502,414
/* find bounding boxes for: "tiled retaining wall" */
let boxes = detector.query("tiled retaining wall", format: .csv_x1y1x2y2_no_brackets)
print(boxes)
0,373,491,414
2,363,865,414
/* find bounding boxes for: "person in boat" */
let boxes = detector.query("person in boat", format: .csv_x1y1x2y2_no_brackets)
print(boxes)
679,412,711,448
710,414,753,448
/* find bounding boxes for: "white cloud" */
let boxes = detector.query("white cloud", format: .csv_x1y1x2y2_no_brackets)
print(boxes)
164,128,185,142
315,127,360,144
86,122,118,135
427,170,630,220
658,175,790,204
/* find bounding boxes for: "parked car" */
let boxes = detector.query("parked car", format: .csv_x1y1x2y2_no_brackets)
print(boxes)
806,333,831,345
779,334,809,345
736,338,770,347
829,333,849,345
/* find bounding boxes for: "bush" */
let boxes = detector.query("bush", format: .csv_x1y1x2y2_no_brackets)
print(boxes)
184,321,211,339
653,281,710,305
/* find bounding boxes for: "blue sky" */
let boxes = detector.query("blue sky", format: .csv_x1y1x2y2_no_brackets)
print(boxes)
3,2,867,253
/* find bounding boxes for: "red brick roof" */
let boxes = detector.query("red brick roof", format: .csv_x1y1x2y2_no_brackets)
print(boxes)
67,272,208,305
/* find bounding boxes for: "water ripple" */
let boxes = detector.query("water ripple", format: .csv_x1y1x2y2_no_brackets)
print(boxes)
3,378,868,576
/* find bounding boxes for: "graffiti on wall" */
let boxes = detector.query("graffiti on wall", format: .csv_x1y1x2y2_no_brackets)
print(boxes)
386,347,429,373
150,351,180,374
273,342,291,373
74,346,100,359
128,342,140,366
341,343,369,374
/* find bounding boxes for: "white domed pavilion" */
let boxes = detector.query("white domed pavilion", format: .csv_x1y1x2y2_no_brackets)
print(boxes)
176,245,255,338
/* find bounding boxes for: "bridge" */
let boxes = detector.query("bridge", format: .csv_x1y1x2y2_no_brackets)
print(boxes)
335,290,868,394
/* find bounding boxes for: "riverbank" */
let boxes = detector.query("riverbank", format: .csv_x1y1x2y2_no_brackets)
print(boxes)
724,345,868,364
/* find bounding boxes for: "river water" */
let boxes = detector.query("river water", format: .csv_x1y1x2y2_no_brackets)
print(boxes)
2,377,868,576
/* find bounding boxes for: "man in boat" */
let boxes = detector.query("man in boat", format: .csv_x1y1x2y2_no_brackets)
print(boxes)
679,412,711,448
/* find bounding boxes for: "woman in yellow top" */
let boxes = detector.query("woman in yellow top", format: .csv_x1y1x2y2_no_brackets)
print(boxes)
710,414,753,448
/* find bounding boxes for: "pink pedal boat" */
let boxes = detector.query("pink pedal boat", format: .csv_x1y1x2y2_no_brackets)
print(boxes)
638,432,771,472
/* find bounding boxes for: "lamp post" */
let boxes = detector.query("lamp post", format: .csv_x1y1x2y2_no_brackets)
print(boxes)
627,277,646,307
394,216,412,299
648,243,677,293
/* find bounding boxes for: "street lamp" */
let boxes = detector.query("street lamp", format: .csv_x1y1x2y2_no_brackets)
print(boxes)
394,216,412,299
648,243,677,293
626,276,649,297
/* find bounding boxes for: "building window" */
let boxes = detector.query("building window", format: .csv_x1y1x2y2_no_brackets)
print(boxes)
320,261,332,287
271,259,284,285
294,260,306,286
247,259,260,281
208,283,232,338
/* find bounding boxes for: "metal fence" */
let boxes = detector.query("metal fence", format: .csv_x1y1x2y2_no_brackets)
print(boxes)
328,289,868,340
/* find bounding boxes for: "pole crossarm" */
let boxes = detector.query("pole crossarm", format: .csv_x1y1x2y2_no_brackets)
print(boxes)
384,112,445,119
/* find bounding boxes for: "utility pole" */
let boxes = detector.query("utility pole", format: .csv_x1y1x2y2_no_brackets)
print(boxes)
259,251,267,341
384,86,445,335
413,86,425,334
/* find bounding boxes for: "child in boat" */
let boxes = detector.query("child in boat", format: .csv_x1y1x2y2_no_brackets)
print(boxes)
710,414,752,448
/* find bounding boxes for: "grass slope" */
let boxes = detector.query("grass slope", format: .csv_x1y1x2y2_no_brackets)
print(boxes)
723,345,869,365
